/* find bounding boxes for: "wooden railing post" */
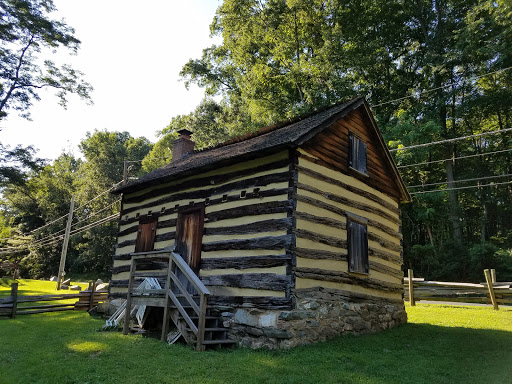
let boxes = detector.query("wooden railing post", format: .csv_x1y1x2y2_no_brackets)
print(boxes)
484,269,499,310
491,269,496,284
196,293,207,351
88,281,97,311
408,269,415,306
123,259,136,335
10,282,18,318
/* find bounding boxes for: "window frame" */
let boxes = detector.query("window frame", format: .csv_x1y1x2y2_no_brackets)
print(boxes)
134,215,158,253
348,132,368,176
347,215,369,275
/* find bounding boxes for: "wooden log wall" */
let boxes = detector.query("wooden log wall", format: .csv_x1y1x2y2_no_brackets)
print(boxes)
110,150,294,308
293,148,404,302
300,108,401,200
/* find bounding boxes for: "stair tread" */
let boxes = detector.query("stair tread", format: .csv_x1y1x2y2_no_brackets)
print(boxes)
201,339,236,345
186,327,226,332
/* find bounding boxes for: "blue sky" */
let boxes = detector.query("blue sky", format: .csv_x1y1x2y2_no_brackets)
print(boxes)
0,0,222,161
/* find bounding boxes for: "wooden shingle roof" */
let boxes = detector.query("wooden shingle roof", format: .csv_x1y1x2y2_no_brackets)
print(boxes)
115,97,409,202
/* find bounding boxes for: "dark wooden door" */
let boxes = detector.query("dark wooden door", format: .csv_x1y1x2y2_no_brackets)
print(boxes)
175,204,205,275
135,217,157,253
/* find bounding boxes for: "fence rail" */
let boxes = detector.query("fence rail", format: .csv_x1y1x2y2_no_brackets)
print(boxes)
404,269,512,310
0,281,107,318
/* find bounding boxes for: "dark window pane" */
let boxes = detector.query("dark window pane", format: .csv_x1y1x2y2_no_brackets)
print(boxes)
348,219,369,274
349,133,367,174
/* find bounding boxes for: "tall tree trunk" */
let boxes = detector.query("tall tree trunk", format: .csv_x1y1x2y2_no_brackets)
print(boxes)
445,153,463,244
480,199,488,242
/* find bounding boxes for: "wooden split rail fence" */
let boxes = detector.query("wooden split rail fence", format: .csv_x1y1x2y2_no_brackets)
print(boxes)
0,281,107,318
404,269,512,310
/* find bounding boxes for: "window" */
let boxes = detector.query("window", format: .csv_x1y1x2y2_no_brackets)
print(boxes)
349,133,367,175
347,217,369,274
135,216,157,253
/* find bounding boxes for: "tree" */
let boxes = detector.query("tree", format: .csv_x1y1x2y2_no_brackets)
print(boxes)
0,143,45,187
143,98,255,172
0,0,92,120
181,0,512,281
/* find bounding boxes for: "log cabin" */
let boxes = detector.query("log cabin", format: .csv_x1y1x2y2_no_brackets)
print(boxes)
110,96,410,349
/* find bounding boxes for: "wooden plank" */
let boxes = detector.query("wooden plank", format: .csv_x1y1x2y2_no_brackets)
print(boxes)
123,258,136,335
197,294,207,351
203,218,292,236
14,293,83,303
15,307,74,315
294,247,347,261
201,273,290,291
296,194,399,239
297,182,400,226
295,267,403,293
295,286,403,305
295,228,347,249
169,272,200,314
18,303,74,311
202,235,293,252
484,269,499,310
167,288,198,335
408,269,415,306
295,211,347,230
200,254,290,270
205,200,293,223
298,146,400,201
122,171,291,216
123,158,291,204
11,282,18,318
207,295,293,310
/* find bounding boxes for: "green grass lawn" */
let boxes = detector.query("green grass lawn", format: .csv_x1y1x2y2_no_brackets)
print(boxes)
0,281,511,384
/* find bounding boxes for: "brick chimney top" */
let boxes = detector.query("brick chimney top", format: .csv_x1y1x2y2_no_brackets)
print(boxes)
172,129,195,162
177,128,193,138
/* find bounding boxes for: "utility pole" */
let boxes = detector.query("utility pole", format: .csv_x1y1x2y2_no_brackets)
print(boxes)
57,195,75,290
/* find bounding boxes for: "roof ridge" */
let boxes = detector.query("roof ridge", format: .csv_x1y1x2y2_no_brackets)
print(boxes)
193,97,362,154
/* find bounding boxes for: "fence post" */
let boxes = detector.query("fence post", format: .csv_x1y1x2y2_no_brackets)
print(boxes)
88,281,97,311
491,269,496,284
10,282,18,318
408,269,415,306
484,269,499,310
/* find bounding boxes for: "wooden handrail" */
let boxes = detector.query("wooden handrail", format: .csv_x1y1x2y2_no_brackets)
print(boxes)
125,249,210,350
170,251,210,296
167,251,210,350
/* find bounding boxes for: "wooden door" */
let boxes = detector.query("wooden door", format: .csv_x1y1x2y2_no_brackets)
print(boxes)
175,204,205,275
135,217,157,253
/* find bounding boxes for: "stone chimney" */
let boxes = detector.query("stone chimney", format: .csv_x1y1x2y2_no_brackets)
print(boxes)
172,129,195,162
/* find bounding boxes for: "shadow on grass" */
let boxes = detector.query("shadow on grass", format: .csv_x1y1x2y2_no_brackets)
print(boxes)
1,312,511,384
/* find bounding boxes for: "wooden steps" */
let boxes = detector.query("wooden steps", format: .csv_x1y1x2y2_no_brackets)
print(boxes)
123,250,236,350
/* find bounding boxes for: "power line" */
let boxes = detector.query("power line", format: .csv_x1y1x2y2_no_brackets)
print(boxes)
73,184,120,213
397,148,512,169
72,199,121,228
371,66,512,108
389,127,512,152
0,181,123,242
408,173,512,189
70,214,118,236
410,180,511,195
0,213,119,255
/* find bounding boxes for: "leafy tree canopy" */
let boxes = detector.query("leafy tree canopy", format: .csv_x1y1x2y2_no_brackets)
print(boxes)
0,0,93,120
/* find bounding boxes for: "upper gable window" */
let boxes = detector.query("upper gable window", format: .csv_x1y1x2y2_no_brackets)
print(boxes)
349,133,367,175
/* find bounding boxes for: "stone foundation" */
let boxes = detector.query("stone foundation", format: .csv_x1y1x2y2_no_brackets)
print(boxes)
218,293,407,349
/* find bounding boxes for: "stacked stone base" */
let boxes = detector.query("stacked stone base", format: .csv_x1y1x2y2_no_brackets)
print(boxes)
217,290,407,349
